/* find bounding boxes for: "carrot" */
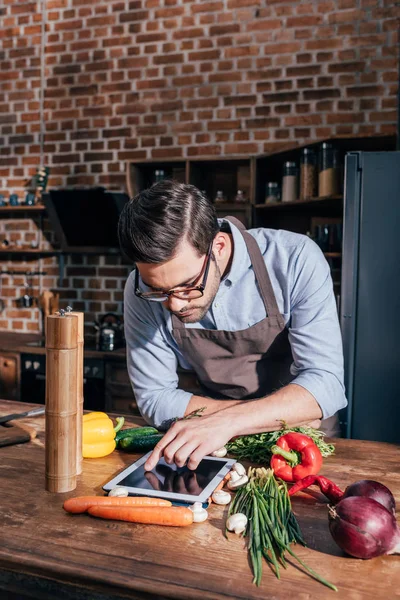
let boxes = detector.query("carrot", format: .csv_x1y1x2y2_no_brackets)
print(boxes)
87,505,194,527
63,496,172,514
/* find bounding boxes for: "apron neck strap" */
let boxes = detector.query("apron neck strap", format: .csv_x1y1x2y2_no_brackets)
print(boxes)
224,217,281,318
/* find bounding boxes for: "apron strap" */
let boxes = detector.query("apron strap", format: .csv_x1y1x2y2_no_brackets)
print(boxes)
224,217,283,322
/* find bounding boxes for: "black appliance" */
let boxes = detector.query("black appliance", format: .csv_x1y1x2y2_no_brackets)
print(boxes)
20,353,105,410
43,188,129,253
341,151,400,444
94,312,124,352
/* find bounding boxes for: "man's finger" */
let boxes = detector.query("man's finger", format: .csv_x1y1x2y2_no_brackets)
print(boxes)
144,429,178,471
187,445,207,471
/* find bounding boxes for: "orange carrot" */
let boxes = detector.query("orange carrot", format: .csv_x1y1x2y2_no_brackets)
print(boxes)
87,505,194,527
63,496,172,514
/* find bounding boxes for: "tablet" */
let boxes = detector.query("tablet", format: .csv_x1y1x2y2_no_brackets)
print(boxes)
103,452,236,505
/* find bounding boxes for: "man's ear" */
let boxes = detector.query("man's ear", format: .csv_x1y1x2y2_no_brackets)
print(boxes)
212,231,230,260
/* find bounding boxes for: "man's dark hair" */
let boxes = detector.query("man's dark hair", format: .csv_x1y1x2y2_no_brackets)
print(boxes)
118,180,219,263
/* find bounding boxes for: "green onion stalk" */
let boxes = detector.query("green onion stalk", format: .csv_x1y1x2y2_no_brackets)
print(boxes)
227,467,337,592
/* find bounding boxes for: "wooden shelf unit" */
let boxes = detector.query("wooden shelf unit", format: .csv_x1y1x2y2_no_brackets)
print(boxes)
0,205,46,213
126,156,255,227
126,135,396,312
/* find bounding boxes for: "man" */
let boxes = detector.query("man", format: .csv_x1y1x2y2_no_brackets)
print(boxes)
118,180,347,472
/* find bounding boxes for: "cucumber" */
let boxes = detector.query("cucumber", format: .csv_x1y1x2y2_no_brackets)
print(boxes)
115,426,158,444
118,433,164,452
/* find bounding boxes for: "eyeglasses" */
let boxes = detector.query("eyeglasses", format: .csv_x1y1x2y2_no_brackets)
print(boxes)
134,243,213,302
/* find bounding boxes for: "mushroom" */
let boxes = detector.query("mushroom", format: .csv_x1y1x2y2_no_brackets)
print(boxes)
189,501,208,523
108,486,129,497
211,446,228,458
211,490,232,505
232,462,246,477
226,513,248,534
227,471,249,490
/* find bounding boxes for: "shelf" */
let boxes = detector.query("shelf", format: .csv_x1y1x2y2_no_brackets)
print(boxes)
214,203,250,210
324,252,342,258
0,205,46,213
0,249,60,256
255,195,343,209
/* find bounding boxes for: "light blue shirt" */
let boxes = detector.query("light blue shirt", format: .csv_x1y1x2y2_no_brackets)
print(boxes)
124,219,347,428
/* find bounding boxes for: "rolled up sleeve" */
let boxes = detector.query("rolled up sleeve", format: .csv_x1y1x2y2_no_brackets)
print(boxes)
288,238,347,419
124,273,192,429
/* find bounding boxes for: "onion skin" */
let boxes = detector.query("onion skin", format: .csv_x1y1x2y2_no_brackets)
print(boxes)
343,480,396,515
329,496,400,559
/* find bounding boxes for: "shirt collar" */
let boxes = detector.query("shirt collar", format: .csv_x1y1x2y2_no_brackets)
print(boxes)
218,218,251,286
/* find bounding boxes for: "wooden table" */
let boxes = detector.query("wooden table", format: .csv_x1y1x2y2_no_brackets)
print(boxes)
0,400,399,600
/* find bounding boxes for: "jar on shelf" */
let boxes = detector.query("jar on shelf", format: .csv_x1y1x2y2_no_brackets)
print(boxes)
300,148,317,200
234,189,246,203
281,161,297,203
265,182,280,204
318,142,340,197
214,190,225,204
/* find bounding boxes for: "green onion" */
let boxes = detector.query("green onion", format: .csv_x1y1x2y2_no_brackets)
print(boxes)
226,467,337,592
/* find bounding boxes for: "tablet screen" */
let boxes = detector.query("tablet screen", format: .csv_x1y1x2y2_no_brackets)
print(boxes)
118,457,223,496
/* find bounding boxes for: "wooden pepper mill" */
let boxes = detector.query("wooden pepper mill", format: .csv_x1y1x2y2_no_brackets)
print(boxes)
66,306,84,475
45,309,78,493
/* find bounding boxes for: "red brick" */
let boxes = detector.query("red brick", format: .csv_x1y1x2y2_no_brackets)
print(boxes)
347,85,384,97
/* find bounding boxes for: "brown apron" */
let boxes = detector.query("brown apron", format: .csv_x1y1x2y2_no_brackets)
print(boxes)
172,217,340,437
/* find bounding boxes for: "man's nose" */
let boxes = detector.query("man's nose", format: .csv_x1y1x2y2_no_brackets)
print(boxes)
165,295,189,313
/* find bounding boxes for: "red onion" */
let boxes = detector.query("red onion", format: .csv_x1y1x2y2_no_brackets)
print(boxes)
343,479,396,515
329,496,400,559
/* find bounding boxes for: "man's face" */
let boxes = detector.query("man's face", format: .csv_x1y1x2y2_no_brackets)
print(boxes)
137,239,221,323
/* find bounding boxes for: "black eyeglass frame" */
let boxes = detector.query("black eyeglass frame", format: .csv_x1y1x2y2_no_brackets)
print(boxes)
134,242,213,302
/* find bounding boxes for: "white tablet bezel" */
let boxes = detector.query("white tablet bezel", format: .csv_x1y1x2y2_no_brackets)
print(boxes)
102,452,236,504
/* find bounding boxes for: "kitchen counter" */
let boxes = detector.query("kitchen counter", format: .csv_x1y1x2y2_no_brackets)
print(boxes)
0,400,399,600
0,332,127,361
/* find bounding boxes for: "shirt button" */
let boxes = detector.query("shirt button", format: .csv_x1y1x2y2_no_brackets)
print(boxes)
225,280,232,287
214,303,219,309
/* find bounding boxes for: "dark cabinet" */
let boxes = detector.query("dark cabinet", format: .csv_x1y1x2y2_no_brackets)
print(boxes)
0,352,20,401
105,361,138,415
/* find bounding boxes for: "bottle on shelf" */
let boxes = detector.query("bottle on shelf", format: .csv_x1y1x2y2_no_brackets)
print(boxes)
214,190,225,204
234,190,246,203
318,142,340,197
281,161,298,203
300,148,317,200
154,169,165,184
265,182,280,204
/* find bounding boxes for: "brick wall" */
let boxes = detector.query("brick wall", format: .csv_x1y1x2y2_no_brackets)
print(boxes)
0,0,398,333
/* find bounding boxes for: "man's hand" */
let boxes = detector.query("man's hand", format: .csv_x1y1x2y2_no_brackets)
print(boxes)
144,411,234,472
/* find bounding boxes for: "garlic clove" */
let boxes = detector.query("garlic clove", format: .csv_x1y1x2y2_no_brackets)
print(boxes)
192,509,208,523
227,474,249,490
108,486,129,497
226,513,248,534
189,502,208,523
229,470,242,483
232,462,246,477
211,490,232,505
211,446,228,458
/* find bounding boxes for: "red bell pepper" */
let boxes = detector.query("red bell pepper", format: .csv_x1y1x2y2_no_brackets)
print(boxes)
270,432,323,482
288,474,344,503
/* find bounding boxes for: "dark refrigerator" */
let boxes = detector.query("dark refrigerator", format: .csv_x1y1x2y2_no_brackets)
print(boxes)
340,151,400,444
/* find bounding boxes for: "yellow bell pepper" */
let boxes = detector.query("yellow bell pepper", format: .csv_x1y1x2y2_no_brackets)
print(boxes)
82,412,124,458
